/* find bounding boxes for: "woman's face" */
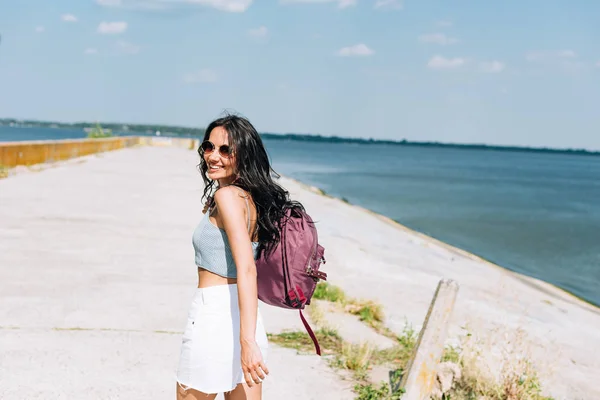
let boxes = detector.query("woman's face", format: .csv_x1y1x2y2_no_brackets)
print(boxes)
204,126,236,186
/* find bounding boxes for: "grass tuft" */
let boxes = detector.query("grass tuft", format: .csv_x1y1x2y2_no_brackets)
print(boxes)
344,299,385,329
313,281,347,303
0,164,9,179
335,341,374,372
267,327,343,356
354,381,403,400
307,300,328,328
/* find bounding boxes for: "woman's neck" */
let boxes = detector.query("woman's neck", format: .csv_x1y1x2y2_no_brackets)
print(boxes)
217,177,236,187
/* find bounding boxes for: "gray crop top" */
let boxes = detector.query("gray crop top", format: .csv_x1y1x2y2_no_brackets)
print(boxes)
192,190,259,278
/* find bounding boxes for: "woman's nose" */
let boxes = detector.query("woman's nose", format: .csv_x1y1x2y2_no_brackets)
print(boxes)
207,149,221,162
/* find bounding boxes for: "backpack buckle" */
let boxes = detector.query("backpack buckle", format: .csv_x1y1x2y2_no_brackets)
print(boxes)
288,287,307,308
288,289,301,308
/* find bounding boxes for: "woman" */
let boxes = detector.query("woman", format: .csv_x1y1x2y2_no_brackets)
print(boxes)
176,113,302,400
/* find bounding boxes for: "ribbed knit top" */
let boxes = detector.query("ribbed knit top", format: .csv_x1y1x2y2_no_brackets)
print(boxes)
192,190,258,278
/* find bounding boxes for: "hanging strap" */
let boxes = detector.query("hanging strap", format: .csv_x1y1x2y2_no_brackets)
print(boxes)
299,309,321,356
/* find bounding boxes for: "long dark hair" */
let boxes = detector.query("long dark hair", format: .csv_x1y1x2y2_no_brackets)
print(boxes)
197,112,304,256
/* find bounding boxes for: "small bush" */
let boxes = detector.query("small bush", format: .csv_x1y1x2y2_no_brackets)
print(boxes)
0,164,9,179
354,381,398,400
335,341,374,372
345,299,385,329
442,345,461,364
396,323,417,350
87,123,113,139
313,281,347,303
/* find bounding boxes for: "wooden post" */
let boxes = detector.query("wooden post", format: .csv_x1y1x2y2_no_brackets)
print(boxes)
398,279,459,400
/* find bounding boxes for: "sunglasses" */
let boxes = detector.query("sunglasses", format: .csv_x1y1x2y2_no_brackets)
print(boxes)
200,140,233,158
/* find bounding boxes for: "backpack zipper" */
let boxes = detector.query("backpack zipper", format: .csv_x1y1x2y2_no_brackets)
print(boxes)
305,234,318,274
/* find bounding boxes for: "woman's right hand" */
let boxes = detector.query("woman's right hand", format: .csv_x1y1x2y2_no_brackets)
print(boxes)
240,339,269,387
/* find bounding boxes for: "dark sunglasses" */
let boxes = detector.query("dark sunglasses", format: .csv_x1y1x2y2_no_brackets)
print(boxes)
200,140,233,158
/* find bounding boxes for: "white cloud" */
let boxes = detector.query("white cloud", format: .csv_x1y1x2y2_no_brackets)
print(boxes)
336,44,374,57
187,0,252,11
35,26,45,33
280,0,356,9
427,55,465,70
84,48,99,55
374,0,402,10
419,33,458,45
95,0,253,12
116,41,140,54
97,21,128,34
61,14,78,22
596,61,600,68
480,60,505,73
248,26,268,37
183,69,218,83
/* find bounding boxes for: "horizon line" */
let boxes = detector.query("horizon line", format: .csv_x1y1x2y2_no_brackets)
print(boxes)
1,116,598,155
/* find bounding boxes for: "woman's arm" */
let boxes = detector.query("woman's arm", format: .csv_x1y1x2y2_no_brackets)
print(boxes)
214,186,269,387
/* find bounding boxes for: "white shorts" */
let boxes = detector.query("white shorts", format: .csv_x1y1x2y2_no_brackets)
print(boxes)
175,284,269,394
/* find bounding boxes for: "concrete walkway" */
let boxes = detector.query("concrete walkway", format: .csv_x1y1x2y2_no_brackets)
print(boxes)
0,147,354,399
2,145,600,400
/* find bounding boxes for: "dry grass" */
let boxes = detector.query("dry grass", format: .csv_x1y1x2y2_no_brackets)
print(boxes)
335,341,375,373
448,326,554,400
306,282,554,399
267,327,344,356
344,299,385,330
313,281,347,303
312,282,389,335
0,164,9,179
307,300,328,328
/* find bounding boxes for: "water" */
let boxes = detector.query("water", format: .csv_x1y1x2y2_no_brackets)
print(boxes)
3,126,600,306
0,125,187,142
265,140,600,307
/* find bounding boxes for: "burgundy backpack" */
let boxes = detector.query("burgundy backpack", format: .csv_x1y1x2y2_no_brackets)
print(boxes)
255,206,328,355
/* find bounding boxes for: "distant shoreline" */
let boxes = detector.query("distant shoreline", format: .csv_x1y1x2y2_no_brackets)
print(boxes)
1,118,599,157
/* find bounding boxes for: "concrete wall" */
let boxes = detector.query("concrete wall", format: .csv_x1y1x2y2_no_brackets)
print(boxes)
0,136,200,167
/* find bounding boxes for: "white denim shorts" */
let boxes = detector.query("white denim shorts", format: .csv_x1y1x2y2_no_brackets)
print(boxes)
175,284,269,394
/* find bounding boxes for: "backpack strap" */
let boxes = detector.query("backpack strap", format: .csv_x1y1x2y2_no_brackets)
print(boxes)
280,210,296,304
299,309,321,356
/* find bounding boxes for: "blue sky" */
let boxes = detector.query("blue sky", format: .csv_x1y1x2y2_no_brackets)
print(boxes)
1,0,599,150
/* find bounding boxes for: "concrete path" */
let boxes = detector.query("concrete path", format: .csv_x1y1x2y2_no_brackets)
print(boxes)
2,145,600,400
0,147,354,399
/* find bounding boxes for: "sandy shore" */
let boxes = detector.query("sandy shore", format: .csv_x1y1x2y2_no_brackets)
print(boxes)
1,146,599,399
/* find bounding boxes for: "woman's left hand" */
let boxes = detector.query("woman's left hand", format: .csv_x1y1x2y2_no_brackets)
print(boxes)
241,339,269,387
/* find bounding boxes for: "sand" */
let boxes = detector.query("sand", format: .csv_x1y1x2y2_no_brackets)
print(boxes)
0,145,598,400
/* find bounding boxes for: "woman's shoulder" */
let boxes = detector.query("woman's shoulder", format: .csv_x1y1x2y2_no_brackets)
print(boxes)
213,185,251,209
